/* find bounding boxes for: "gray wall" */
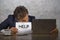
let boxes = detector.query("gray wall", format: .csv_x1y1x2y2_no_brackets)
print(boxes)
0,0,60,32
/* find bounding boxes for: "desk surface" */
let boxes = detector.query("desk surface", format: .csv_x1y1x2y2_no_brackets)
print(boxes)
0,32,59,40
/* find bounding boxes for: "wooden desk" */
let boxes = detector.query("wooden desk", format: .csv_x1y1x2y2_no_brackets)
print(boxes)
0,28,58,40
0,33,32,40
32,28,58,40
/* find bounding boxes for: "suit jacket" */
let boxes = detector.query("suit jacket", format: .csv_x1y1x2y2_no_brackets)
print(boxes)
0,15,35,30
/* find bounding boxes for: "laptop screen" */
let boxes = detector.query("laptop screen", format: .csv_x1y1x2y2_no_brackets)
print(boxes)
32,19,56,34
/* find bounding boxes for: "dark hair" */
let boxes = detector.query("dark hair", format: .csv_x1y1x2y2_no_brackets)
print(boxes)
14,6,28,20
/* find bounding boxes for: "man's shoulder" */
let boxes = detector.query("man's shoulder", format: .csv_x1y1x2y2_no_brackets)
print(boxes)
7,15,15,20
8,14,15,18
8,15,14,18
28,15,35,19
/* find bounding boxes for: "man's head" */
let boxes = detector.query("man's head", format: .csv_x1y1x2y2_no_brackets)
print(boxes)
14,6,29,22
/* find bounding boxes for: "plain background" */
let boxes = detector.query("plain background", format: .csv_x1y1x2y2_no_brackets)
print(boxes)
0,0,60,32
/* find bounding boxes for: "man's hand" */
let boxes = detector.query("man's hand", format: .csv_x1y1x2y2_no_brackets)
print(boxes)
10,27,18,34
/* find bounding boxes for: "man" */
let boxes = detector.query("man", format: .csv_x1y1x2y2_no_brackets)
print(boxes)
0,6,35,33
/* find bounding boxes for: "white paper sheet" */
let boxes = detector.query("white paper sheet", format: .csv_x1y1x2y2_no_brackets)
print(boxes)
16,22,32,35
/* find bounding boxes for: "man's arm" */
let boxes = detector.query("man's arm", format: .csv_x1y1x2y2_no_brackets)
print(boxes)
0,16,9,30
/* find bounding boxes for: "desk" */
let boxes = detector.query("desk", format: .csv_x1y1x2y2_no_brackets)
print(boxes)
0,34,58,40
0,33,32,40
0,29,59,40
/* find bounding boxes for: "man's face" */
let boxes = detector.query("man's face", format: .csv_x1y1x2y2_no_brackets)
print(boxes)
19,14,29,22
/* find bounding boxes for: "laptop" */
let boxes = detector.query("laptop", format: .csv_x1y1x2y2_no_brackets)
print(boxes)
32,19,56,34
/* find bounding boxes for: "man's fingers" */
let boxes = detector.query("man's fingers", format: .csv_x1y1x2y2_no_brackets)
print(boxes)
10,27,18,33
